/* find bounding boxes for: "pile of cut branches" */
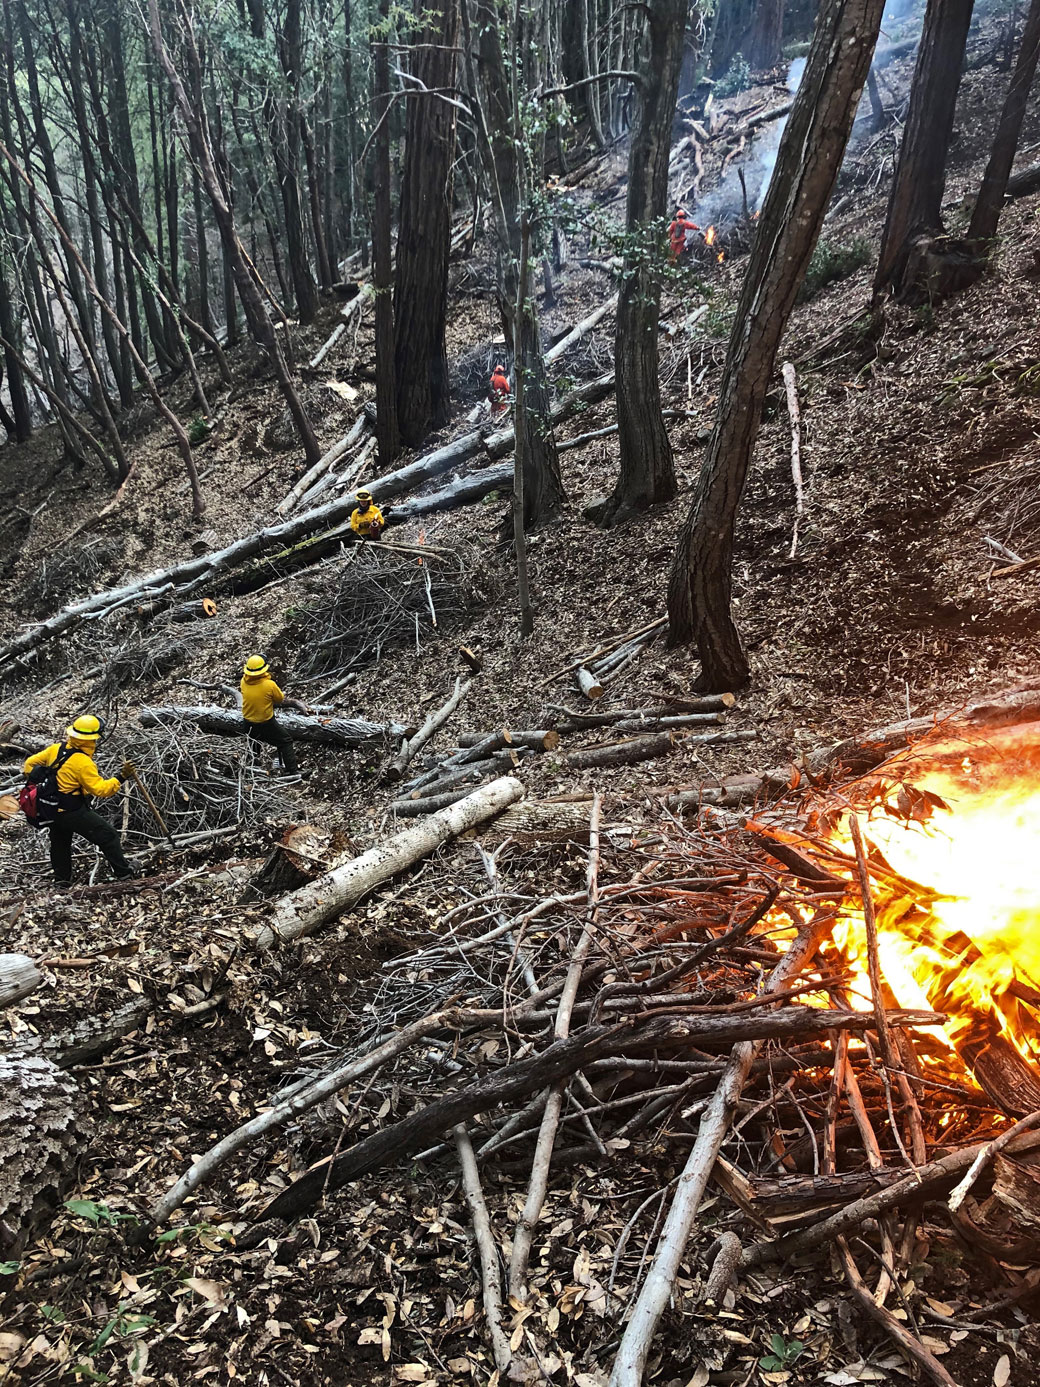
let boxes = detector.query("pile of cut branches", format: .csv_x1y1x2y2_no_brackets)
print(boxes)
143,763,1038,1384
288,540,499,690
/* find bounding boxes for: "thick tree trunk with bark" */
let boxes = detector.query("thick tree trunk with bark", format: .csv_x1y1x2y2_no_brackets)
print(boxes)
746,0,784,71
667,0,885,692
968,0,1040,247
372,0,399,464
596,0,685,526
393,0,459,446
873,0,975,300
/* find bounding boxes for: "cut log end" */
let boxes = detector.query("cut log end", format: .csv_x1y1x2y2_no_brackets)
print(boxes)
576,668,605,701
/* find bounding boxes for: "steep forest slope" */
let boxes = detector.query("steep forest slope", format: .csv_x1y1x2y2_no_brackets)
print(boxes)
3,12,1040,1387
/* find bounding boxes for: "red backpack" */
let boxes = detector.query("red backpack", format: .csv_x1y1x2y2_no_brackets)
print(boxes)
19,746,81,828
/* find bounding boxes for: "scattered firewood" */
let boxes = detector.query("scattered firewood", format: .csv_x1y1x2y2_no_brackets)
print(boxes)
456,729,560,752
169,597,218,622
575,667,604,701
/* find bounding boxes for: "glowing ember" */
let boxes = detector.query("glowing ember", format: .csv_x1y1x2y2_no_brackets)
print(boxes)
817,722,1040,1068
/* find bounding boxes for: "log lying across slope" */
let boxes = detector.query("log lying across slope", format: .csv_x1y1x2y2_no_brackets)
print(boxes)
0,375,615,668
139,705,407,745
253,775,525,950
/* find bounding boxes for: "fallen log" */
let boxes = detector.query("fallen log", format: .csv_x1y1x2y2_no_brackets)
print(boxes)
277,411,368,515
389,786,492,817
782,360,803,559
544,294,618,364
566,729,755,770
260,1004,938,1222
555,696,735,730
406,750,532,800
0,379,614,668
609,712,725,733
1,954,43,1007
1007,159,1040,198
254,775,525,949
139,705,405,746
456,729,560,751
386,676,472,782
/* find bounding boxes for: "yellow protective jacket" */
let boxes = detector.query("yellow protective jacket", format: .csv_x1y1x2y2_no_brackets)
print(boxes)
241,673,284,724
22,741,121,805
350,503,385,538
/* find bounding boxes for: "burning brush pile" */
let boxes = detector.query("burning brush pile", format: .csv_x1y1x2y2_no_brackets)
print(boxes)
147,696,1040,1382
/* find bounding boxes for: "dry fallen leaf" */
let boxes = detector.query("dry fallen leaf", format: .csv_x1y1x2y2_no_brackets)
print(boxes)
185,1277,227,1308
993,1355,1011,1387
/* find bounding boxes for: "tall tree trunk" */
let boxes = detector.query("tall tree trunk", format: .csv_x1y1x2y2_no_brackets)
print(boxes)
393,0,460,447
579,0,606,149
102,1,178,370
0,258,31,441
873,0,975,300
248,0,319,323
148,0,320,466
745,0,783,70
467,0,563,527
192,163,214,337
596,0,685,526
667,0,885,692
372,0,399,464
968,0,1040,247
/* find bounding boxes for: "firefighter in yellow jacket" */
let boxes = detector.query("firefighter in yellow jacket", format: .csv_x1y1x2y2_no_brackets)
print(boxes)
22,714,135,885
240,655,311,776
350,490,386,540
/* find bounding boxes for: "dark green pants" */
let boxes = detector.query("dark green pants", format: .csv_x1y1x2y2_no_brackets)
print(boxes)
244,716,299,774
49,807,132,884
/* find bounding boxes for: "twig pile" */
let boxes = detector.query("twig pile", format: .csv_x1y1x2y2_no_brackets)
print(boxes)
290,541,497,692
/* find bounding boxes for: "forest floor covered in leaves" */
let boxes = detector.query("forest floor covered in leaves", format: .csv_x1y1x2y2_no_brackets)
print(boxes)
5,16,1040,1387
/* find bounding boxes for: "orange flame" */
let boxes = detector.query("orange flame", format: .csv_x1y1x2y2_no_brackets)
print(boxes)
704,226,716,247
805,722,1040,1069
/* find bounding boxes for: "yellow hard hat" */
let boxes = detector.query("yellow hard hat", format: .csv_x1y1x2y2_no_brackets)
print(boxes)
243,654,270,676
356,490,373,506
66,713,105,742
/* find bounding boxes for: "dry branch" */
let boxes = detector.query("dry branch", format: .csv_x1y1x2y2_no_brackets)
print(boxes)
260,1006,936,1223
608,916,834,1387
454,1124,512,1372
255,776,525,949
277,412,368,515
566,729,755,770
544,294,618,363
782,360,804,558
387,677,472,781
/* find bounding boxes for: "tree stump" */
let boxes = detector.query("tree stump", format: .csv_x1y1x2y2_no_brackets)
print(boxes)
244,825,337,900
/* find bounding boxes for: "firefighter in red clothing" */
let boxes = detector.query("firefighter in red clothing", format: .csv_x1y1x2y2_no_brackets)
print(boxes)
489,363,511,418
669,207,699,262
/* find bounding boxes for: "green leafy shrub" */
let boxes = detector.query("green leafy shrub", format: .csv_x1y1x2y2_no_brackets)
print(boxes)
188,415,210,445
715,54,751,98
798,236,873,301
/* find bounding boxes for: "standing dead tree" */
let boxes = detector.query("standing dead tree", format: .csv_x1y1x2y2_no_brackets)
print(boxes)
667,0,886,692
